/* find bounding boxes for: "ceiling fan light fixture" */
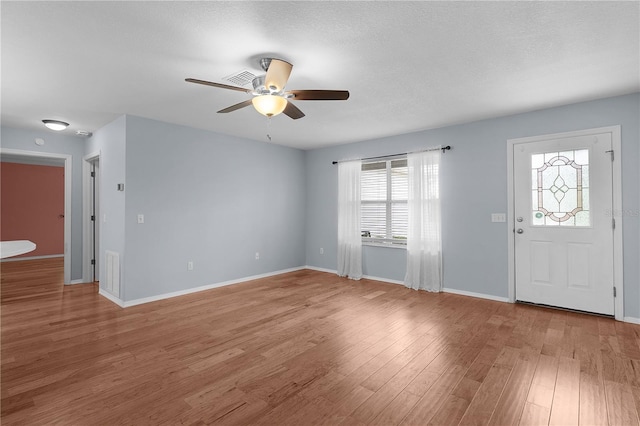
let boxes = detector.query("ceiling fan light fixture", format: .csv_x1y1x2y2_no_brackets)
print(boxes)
42,119,69,131
252,95,287,117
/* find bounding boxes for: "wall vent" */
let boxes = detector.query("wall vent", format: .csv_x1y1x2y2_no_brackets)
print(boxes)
223,70,258,87
105,250,120,297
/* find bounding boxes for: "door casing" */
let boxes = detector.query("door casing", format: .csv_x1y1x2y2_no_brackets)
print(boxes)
83,151,101,283
507,126,624,321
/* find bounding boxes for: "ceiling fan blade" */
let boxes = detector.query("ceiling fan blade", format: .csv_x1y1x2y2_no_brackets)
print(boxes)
217,99,253,113
265,59,293,92
185,78,252,93
288,90,350,101
283,101,305,120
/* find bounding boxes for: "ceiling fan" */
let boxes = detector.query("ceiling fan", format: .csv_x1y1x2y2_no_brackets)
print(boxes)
186,58,349,120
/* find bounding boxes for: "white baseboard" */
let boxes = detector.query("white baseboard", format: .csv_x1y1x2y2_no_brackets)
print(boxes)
1,254,63,262
363,274,405,285
99,288,125,308
624,316,640,325
304,265,337,274
304,266,509,302
68,279,89,285
443,287,510,303
360,276,510,303
121,266,306,308
303,266,405,285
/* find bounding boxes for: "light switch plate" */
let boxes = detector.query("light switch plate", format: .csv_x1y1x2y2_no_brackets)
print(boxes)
137,214,144,224
491,213,506,223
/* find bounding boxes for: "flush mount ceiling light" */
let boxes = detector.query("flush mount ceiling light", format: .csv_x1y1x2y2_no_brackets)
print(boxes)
42,119,69,131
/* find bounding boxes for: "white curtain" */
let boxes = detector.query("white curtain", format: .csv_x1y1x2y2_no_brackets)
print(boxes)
337,160,362,280
404,150,442,291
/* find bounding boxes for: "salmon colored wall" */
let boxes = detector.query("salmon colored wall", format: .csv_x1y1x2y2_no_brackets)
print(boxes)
1,162,64,258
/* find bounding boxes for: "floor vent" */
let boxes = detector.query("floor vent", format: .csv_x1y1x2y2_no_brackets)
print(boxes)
105,250,120,297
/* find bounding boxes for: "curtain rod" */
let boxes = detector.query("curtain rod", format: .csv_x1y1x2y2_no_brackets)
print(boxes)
331,145,451,165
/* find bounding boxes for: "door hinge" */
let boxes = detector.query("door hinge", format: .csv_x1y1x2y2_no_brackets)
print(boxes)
613,286,617,297
91,171,95,177
605,150,614,161
91,215,95,221
91,259,96,265
612,218,616,230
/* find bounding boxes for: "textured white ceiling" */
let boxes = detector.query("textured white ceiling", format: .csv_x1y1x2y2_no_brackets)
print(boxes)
2,1,638,150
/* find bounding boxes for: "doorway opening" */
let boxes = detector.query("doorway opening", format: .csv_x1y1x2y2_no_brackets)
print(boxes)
0,149,72,284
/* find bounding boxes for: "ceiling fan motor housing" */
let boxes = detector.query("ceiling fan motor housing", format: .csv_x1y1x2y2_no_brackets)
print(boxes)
252,75,292,98
252,75,269,94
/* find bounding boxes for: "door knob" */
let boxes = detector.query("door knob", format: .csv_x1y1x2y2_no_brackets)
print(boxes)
517,228,524,234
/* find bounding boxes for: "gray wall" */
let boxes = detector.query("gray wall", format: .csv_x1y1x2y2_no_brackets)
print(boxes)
305,93,640,318
0,126,86,280
85,116,127,290
121,116,307,301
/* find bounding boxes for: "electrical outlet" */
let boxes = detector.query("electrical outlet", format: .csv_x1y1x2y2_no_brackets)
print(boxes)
187,261,194,271
255,252,260,260
320,247,324,255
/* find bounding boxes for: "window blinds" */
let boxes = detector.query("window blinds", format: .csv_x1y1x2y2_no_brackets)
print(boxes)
361,159,408,244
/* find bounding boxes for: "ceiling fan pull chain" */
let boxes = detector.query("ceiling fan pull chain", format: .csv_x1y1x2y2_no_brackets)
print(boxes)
266,116,272,142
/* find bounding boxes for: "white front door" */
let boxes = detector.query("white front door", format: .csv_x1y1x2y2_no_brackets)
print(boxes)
514,131,614,315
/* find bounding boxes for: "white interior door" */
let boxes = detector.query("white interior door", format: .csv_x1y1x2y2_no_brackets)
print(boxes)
514,132,614,315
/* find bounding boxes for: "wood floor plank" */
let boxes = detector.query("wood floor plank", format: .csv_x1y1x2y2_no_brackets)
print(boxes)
458,349,519,426
631,386,640,426
349,336,444,423
519,402,551,426
549,356,580,426
369,389,421,425
604,381,640,426
325,385,374,418
399,364,467,425
580,374,609,425
252,394,311,425
3,258,640,425
487,356,538,425
526,353,559,409
519,353,558,425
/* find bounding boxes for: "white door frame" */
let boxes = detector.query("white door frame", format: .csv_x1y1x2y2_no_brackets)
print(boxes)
0,148,72,285
507,126,624,321
82,151,101,283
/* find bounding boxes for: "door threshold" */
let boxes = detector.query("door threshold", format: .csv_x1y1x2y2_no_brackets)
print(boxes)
516,300,614,319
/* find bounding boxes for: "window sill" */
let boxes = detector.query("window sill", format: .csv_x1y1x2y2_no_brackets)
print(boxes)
362,242,406,250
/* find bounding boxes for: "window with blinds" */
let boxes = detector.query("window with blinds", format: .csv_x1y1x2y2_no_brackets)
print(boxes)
361,158,408,245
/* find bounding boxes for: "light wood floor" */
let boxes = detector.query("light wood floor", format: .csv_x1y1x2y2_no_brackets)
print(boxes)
2,258,640,425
